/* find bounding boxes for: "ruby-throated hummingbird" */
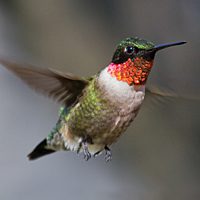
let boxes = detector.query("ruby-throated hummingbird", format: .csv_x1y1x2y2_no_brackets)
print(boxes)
0,37,186,161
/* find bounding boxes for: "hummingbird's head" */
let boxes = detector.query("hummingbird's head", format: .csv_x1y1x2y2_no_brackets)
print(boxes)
108,37,186,85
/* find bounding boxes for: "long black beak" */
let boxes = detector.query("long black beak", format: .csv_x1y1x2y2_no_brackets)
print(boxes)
153,41,187,52
143,41,186,60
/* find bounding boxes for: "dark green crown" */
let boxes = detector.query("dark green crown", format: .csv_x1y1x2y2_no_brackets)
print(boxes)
118,37,155,50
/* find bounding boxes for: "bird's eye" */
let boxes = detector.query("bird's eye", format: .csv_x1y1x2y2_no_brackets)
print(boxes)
124,46,134,55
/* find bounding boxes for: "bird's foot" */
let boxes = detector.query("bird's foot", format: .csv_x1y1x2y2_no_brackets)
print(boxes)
104,146,112,162
93,150,101,158
82,141,91,161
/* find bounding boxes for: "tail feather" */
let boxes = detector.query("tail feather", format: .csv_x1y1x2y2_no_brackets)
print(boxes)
27,139,55,160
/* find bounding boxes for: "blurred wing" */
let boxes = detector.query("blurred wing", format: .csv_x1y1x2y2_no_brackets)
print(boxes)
0,59,89,106
146,86,177,99
146,86,200,101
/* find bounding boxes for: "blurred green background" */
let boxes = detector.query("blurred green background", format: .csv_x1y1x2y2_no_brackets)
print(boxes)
0,0,199,200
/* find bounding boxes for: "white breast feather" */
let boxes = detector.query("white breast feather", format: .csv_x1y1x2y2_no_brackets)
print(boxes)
98,67,145,106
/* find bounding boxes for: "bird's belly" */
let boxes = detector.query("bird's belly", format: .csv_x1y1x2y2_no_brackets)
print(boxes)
62,73,145,154
61,104,141,155
93,92,144,145
64,90,144,150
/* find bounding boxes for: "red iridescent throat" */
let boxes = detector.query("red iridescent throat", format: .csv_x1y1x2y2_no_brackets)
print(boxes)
107,58,154,85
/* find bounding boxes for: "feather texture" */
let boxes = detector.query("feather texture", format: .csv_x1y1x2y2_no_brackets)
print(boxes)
0,59,88,105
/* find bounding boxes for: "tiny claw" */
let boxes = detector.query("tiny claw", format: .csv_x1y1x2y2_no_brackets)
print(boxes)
84,151,91,161
105,146,112,162
93,150,101,158
82,141,91,161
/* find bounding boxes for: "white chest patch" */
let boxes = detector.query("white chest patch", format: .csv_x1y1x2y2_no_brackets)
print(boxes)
98,67,145,106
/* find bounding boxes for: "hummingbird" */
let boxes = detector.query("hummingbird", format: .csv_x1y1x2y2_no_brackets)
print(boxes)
0,37,186,161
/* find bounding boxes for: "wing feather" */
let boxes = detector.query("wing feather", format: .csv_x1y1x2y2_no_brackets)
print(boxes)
0,59,89,105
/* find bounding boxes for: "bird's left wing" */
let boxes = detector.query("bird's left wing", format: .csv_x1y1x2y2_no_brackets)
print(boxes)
146,86,200,101
0,58,89,106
